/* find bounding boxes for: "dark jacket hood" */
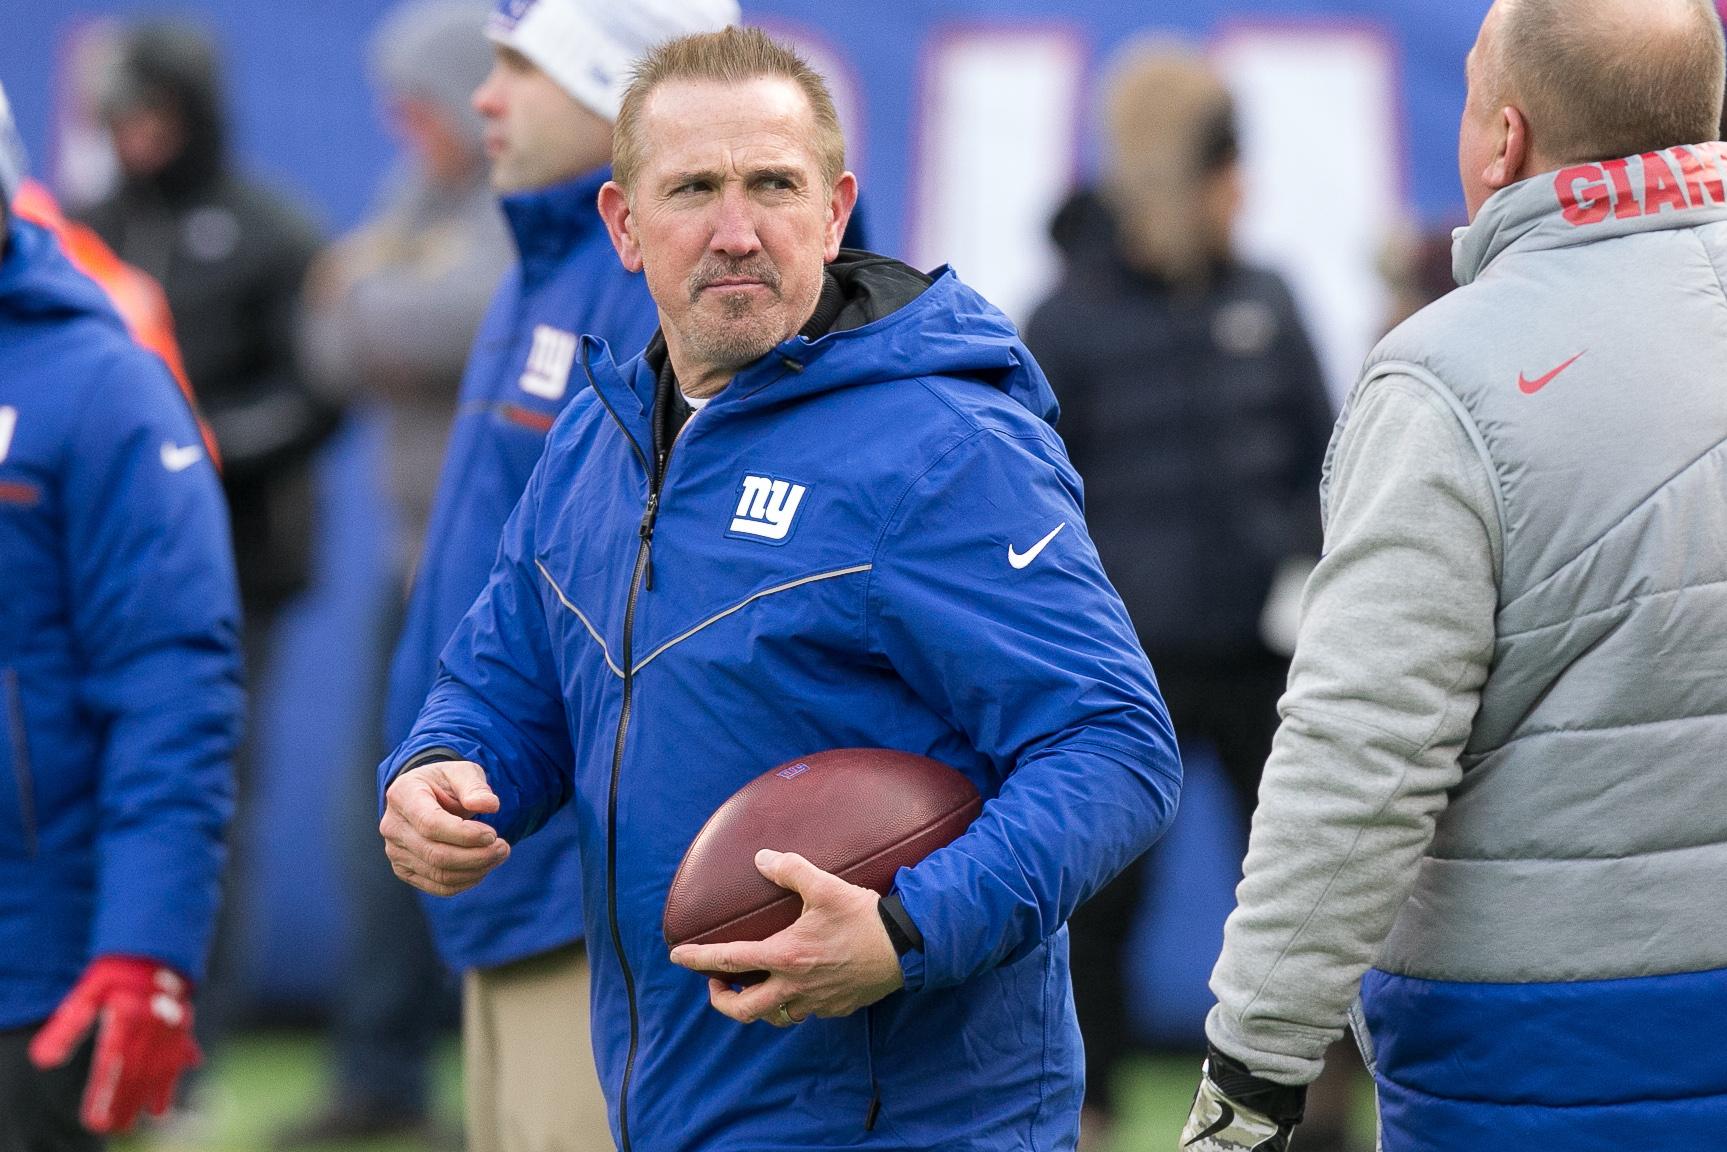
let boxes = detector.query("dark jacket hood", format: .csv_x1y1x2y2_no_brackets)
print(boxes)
108,21,228,201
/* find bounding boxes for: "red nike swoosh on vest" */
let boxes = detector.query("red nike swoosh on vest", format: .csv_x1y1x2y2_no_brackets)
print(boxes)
1518,352,1585,395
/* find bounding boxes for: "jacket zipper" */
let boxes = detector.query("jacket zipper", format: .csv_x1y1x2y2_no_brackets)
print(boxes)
584,353,675,1152
3,670,37,858
864,1005,881,1131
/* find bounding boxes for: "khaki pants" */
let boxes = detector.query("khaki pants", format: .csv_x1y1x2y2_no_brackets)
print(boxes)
465,943,613,1152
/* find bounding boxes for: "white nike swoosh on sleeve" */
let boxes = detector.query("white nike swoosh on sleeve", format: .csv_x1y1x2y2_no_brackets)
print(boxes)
160,443,205,472
1008,522,1067,569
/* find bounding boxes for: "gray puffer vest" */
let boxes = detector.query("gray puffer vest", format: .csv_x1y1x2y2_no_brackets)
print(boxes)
1358,143,1727,987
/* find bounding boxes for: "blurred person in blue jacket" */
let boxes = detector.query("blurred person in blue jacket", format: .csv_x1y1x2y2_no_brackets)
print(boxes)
74,23,336,1100
378,0,734,1148
285,2,508,1144
0,82,241,1150
378,27,1180,1152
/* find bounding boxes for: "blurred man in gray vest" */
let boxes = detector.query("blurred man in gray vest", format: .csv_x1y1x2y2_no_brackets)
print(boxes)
1184,2,1727,1149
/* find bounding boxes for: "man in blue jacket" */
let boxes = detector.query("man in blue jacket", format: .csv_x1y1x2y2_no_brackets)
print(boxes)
380,1,733,1149
0,84,240,1148
380,27,1180,1152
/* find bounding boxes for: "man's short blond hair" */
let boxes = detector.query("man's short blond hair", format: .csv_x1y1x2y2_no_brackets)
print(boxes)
613,26,845,193
1496,0,1725,164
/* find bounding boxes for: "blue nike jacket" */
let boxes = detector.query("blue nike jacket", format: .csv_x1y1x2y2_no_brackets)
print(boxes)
384,253,1182,1151
384,167,657,973
0,217,241,1028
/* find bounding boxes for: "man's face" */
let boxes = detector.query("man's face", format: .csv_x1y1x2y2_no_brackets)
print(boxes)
389,97,477,189
601,76,856,384
109,102,184,181
472,46,610,193
1458,2,1506,220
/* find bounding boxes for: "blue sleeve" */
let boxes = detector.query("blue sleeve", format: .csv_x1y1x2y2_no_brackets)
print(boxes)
378,461,573,844
65,348,243,981
867,424,1182,991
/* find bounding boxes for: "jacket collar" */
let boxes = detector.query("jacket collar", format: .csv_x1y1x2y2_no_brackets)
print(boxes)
576,250,1061,469
1454,142,1727,286
500,165,613,285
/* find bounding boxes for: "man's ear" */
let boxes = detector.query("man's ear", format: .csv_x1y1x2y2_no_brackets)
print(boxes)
1483,104,1531,193
823,172,859,262
597,180,642,273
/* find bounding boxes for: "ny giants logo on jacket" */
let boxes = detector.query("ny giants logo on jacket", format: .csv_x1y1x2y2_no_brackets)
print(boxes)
1556,144,1727,226
727,474,807,543
519,325,577,400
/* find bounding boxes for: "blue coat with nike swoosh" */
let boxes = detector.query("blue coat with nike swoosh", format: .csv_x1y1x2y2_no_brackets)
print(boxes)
0,217,241,1029
383,252,1182,1151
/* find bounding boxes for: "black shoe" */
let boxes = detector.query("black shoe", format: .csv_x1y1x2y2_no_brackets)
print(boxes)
270,1101,429,1149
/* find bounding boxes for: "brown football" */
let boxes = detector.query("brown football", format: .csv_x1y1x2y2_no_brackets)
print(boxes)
663,748,982,980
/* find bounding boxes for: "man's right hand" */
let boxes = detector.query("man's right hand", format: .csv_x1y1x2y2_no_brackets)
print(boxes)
379,760,511,895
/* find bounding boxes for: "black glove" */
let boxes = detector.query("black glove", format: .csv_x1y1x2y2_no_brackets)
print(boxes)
1179,1044,1307,1151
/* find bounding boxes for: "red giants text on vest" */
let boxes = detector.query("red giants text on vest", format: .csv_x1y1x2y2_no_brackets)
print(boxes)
1557,145,1727,226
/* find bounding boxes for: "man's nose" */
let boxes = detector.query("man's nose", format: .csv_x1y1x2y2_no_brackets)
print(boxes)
709,187,762,257
471,66,503,117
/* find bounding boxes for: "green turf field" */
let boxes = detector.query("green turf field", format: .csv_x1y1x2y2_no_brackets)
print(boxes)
115,1032,1363,1151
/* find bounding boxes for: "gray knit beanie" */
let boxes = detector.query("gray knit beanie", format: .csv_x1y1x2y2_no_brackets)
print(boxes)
371,0,493,148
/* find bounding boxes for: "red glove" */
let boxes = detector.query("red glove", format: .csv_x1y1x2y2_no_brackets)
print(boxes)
27,955,202,1134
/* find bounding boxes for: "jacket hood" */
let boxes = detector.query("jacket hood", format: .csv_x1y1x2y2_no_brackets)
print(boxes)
0,217,126,332
585,249,1059,436
106,21,228,200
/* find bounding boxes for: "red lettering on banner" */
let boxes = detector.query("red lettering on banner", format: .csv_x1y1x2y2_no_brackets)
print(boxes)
1556,165,1612,225
1672,146,1727,206
1641,152,1690,214
1601,158,1642,219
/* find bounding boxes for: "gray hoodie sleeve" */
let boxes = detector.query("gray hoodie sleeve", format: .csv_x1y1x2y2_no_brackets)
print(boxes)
1203,370,1501,1085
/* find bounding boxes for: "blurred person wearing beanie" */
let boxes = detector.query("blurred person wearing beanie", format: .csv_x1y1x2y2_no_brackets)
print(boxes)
380,1,733,1148
280,1,510,1145
0,79,241,1150
1022,41,1349,1152
73,24,338,1111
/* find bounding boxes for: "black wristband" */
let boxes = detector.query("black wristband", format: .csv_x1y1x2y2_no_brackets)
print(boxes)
1206,1044,1307,1127
399,746,463,776
877,893,923,956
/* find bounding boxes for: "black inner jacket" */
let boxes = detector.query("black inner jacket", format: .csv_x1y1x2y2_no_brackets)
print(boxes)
646,249,934,446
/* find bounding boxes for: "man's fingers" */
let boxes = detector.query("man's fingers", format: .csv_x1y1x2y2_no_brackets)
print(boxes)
706,977,794,1026
27,992,98,1069
754,849,837,900
81,1004,129,1133
393,777,501,850
669,940,772,975
425,762,501,819
386,838,509,896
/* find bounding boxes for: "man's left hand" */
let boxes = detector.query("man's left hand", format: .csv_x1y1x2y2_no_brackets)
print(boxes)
668,849,905,1027
28,955,201,1134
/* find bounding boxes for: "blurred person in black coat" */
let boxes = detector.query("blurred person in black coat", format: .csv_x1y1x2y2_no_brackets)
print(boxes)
81,21,337,612
1023,40,1353,1152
